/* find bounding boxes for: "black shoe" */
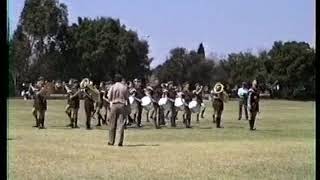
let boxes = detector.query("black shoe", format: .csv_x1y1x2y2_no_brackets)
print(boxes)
238,117,241,120
250,128,256,131
137,124,142,128
32,125,39,128
86,127,92,130
118,144,123,147
39,126,46,129
66,123,73,127
74,125,80,128
96,124,101,127
108,142,114,146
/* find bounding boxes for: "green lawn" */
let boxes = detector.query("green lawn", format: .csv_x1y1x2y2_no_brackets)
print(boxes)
8,99,315,180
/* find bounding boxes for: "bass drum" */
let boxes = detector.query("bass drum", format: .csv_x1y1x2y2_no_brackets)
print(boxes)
188,100,201,113
141,96,154,111
174,97,185,111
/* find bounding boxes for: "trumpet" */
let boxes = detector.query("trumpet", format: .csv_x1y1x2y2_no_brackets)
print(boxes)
30,83,51,96
64,84,72,93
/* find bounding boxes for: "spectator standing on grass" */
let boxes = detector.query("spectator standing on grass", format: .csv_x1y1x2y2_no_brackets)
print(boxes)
107,74,130,146
237,82,249,120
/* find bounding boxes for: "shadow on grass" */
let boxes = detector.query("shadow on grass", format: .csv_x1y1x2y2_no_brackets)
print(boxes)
226,126,245,129
198,126,213,129
124,144,160,147
257,129,282,132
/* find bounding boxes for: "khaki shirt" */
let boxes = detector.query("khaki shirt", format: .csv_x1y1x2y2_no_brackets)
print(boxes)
107,82,129,105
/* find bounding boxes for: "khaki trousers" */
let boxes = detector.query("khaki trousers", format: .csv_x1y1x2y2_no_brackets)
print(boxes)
108,103,127,145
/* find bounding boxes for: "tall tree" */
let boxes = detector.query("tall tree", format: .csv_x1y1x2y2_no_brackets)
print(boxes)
197,42,205,59
12,0,69,83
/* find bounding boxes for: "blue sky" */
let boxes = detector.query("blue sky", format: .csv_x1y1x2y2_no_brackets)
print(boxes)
8,0,315,67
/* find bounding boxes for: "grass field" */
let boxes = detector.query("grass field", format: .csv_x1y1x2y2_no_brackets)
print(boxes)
8,99,315,180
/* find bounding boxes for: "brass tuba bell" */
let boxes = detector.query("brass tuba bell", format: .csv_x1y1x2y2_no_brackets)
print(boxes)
80,78,101,102
213,82,224,94
213,82,229,102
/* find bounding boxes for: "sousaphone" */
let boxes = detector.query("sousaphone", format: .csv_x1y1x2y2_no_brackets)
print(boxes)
213,82,229,102
80,78,101,102
213,82,224,94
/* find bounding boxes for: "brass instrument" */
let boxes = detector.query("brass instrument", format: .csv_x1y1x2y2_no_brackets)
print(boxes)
213,82,224,94
213,82,228,102
80,78,101,102
30,83,51,96
64,84,72,93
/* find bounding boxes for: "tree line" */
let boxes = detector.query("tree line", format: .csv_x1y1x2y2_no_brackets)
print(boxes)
154,41,315,99
9,0,315,100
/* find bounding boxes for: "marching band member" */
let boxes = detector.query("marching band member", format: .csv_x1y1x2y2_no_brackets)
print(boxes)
151,79,164,126
133,78,144,128
167,81,177,127
30,76,47,129
144,86,160,129
182,82,193,128
102,81,113,124
193,83,204,122
247,80,260,131
95,81,106,126
83,84,95,130
68,80,81,128
127,88,138,125
64,79,74,127
210,82,228,128
237,82,249,120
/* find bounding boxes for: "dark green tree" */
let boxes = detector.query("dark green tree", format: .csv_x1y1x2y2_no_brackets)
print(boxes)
197,42,205,59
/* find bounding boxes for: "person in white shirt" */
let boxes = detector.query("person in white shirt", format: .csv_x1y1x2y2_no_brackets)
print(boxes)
237,82,249,120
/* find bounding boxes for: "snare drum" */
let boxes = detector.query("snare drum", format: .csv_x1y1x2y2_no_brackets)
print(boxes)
174,97,185,111
189,100,200,113
159,97,171,111
141,96,154,111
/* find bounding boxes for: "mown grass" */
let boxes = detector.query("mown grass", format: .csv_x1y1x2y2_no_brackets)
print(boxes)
8,99,315,180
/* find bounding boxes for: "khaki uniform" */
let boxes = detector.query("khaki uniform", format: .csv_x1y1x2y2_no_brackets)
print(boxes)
151,85,163,128
183,90,193,128
69,89,80,128
247,87,260,130
102,90,111,124
107,82,129,146
96,90,105,126
134,87,144,127
211,92,224,128
167,88,177,127
32,91,47,128
83,90,95,129
65,92,72,126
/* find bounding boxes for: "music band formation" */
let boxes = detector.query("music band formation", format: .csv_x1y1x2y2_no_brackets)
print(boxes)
29,75,260,146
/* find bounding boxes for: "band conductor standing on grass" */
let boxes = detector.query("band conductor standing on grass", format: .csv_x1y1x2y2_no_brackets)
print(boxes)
107,74,130,146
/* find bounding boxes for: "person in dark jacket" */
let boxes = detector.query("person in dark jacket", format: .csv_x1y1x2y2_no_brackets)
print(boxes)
247,80,260,131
